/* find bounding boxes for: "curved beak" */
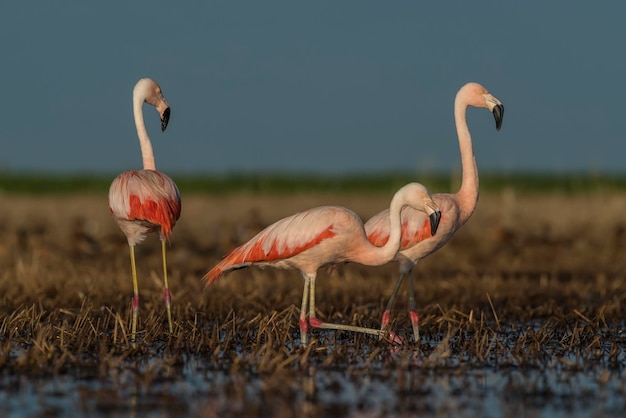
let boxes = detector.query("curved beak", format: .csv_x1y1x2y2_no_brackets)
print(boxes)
424,199,441,236
493,104,504,131
161,107,171,132
429,210,441,236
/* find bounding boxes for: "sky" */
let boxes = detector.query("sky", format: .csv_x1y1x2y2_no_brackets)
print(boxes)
0,2,624,175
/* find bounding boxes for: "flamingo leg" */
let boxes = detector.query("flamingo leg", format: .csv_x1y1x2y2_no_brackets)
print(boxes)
307,275,317,321
307,276,398,341
299,274,311,347
407,271,420,342
129,245,139,346
311,318,389,338
161,239,173,333
380,273,406,332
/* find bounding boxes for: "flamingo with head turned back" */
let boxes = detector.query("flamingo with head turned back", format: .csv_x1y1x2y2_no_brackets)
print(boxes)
203,182,442,347
365,82,504,342
108,78,181,344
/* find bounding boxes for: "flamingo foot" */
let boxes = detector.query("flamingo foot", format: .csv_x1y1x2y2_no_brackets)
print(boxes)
386,331,404,345
310,317,402,345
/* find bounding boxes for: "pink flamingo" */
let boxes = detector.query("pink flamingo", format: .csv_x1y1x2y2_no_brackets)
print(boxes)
108,78,181,343
203,182,442,346
365,82,504,342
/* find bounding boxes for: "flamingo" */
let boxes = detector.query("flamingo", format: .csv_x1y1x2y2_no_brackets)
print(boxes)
108,78,181,343
365,82,504,342
203,182,442,347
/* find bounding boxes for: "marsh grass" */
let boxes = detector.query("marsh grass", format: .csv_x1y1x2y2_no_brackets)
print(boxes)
1,189,626,416
3,172,626,194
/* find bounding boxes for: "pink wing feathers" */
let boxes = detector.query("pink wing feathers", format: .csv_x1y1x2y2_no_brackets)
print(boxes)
204,207,343,285
108,170,181,240
366,206,434,249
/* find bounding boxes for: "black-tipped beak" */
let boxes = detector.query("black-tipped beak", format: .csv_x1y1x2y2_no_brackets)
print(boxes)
429,211,441,236
493,104,504,131
161,107,171,132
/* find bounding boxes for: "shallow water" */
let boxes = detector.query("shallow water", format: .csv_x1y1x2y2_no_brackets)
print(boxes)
3,327,626,418
2,364,624,418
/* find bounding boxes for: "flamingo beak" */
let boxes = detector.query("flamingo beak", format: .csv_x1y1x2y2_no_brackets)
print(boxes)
429,210,441,236
493,104,504,131
161,107,171,132
424,200,441,235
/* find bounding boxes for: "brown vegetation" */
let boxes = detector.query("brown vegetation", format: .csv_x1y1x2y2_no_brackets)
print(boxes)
1,190,625,416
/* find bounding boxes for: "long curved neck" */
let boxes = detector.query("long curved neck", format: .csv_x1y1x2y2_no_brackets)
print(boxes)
454,94,478,222
356,194,405,266
133,96,156,170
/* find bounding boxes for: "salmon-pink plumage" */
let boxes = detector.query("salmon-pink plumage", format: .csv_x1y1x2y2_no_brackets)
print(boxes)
204,182,442,347
364,82,504,342
205,209,339,285
108,78,180,344
367,214,435,248
110,170,181,243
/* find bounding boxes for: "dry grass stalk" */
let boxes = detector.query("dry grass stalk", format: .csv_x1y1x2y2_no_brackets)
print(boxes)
0,191,624,385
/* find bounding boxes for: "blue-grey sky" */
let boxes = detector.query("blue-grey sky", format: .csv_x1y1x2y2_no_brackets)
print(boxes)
0,2,624,175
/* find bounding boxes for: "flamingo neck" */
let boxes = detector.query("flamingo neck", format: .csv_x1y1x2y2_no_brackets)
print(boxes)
358,191,405,266
133,96,156,170
454,94,479,222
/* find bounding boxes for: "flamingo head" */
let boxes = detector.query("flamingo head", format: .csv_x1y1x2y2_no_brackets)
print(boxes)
427,203,442,236
401,183,442,236
135,78,171,131
459,82,504,131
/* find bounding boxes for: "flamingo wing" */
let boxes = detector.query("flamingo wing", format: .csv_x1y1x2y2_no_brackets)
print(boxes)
365,206,433,249
109,170,181,240
204,207,342,284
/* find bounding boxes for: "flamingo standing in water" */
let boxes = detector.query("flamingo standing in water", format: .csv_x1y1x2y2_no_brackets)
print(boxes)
203,182,442,346
365,82,504,342
108,78,181,343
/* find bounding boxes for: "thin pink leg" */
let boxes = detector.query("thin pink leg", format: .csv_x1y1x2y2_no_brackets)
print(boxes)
308,276,403,344
131,294,139,345
129,245,139,347
381,273,406,331
407,271,420,342
161,240,173,333
132,294,140,311
299,275,311,346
